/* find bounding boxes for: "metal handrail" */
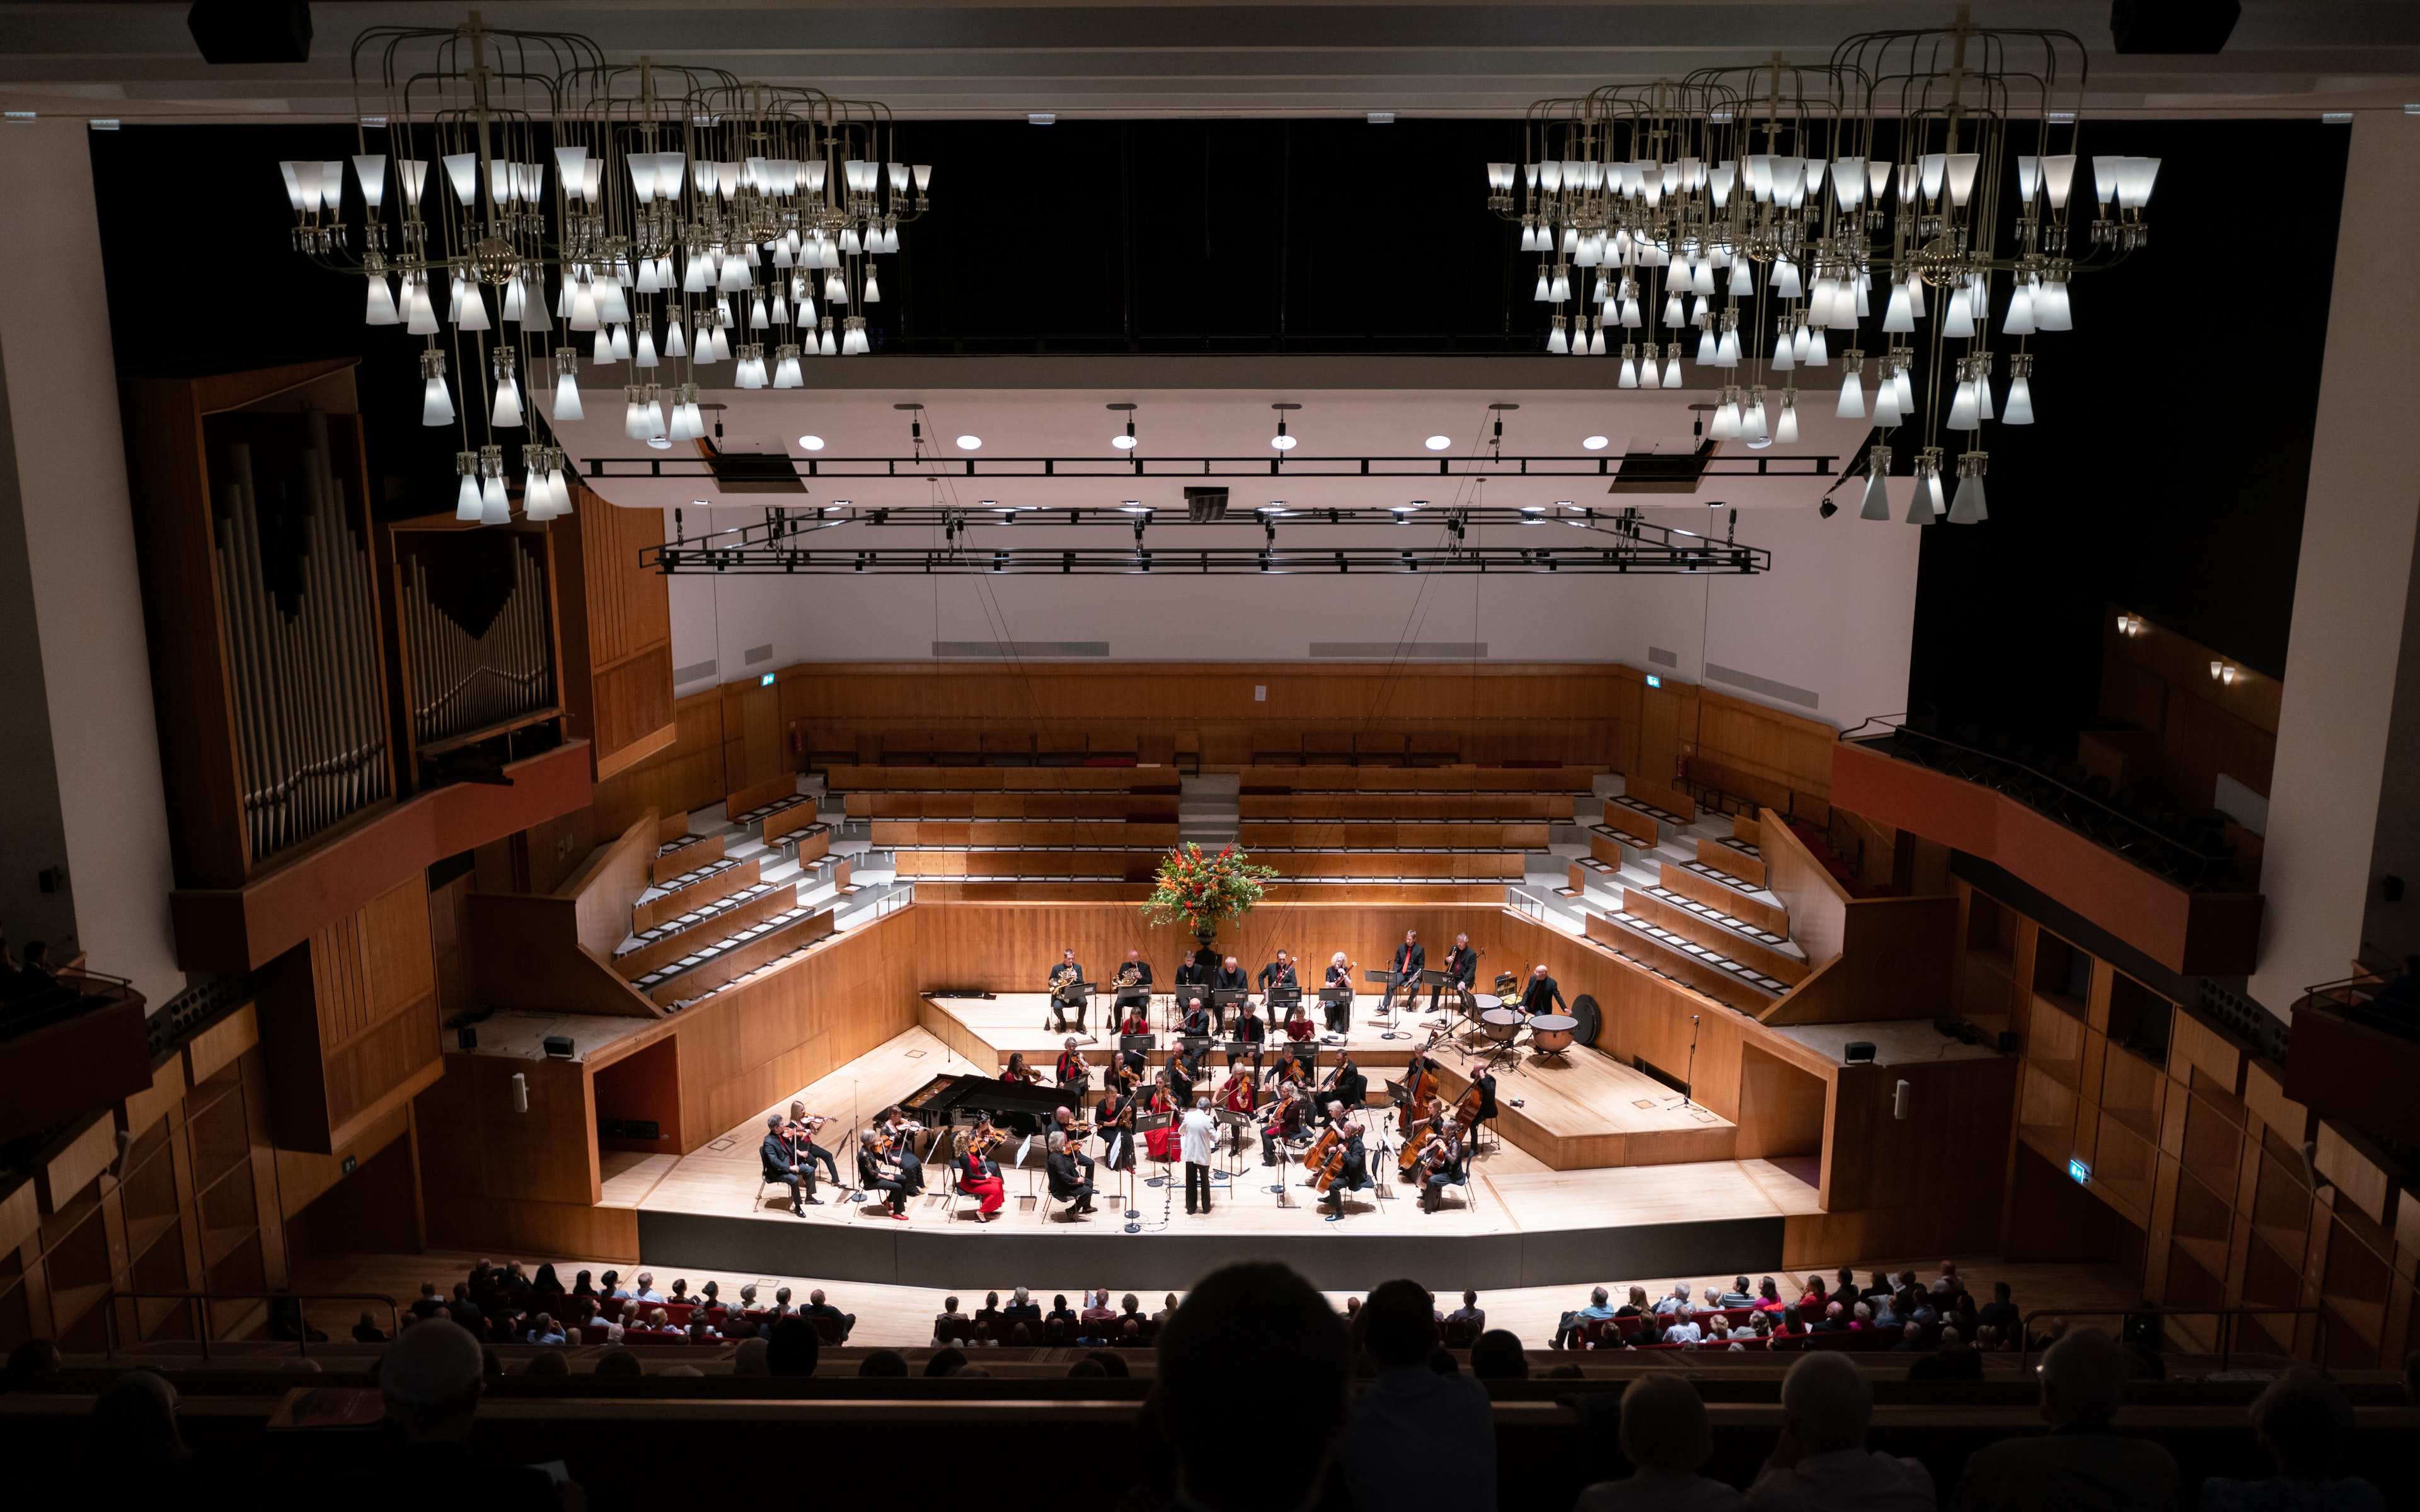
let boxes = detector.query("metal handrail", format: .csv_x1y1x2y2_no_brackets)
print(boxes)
101,1290,401,1360
0,968,141,1043
2015,1304,2326,1373
1839,718,2228,890
2294,973,2419,1046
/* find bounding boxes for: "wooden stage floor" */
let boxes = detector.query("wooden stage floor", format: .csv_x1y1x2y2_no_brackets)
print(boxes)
612,1026,1819,1291
915,991,1736,1169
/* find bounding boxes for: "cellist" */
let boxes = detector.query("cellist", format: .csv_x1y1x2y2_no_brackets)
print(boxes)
1317,1106,1368,1222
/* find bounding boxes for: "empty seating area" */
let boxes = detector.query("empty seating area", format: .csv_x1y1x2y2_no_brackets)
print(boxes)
1232,764,1596,885
826,764,1182,883
802,730,1150,767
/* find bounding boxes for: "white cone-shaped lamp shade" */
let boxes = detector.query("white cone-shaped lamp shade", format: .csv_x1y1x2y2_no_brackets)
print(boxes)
365,274,398,326
1942,287,1973,339
592,326,616,364
422,375,454,427
1661,355,1683,389
663,319,688,358
1947,471,1988,524
405,280,437,335
1873,382,1902,427
1618,356,1638,389
492,377,523,429
2003,285,2036,335
456,473,483,520
820,327,839,357
455,284,491,331
480,474,510,525
2003,375,2035,424
1837,370,1864,418
1776,401,1799,444
635,328,659,368
553,371,584,421
1946,380,1979,430
609,324,631,360
1806,330,1829,366
1859,466,1892,521
1894,369,1915,414
1882,282,1913,332
774,354,803,387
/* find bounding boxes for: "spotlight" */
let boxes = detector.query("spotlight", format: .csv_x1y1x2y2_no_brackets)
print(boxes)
1581,435,1609,450
956,434,982,450
1819,498,1838,518
1109,401,1138,450
1424,435,1451,451
797,434,825,451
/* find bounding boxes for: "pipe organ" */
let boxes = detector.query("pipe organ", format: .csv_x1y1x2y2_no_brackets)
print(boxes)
206,408,391,862
396,534,557,753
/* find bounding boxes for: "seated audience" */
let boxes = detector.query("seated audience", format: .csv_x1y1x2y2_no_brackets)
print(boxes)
592,1349,641,1377
521,1351,568,1377
1,1338,62,1395
353,1312,388,1343
1716,1276,1758,1309
1003,1287,1042,1327
1616,1285,1652,1318
1654,1283,1696,1315
1664,1306,1704,1346
1470,1329,1527,1380
77,1370,192,1499
1577,1372,1746,1511
1446,1289,1487,1334
858,1351,908,1378
1754,1278,1788,1313
375,1320,579,1509
802,1288,854,1341
1976,1281,2020,1339
1337,1280,1496,1511
933,1296,972,1343
1909,1327,1983,1382
1947,1327,2177,1512
1155,1262,1347,1512
1555,1286,1620,1348
1746,1352,1934,1511
925,1347,967,1378
2197,1368,2382,1512
731,1338,771,1376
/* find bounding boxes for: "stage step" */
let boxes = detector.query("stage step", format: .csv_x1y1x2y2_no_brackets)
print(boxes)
616,880,791,965
1632,883,1795,956
1178,772,1240,847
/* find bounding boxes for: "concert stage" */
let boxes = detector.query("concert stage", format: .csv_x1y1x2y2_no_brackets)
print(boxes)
613,1026,1822,1292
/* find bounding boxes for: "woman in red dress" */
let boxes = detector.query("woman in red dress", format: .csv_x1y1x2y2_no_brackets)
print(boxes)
957,1130,1006,1222
1282,1003,1315,1042
1142,1070,1182,1162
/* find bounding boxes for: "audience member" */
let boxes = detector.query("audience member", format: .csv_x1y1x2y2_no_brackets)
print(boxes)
1066,1357,1106,1378
1654,1283,1696,1315
731,1338,771,1376
1446,1289,1487,1334
925,1347,968,1378
2197,1368,2381,1512
1754,1278,1787,1313
1577,1373,1746,1511
1745,1352,1934,1511
76,1370,191,1498
1088,1348,1131,1378
1154,1262,1347,1512
1716,1276,1758,1309
1891,1320,1925,1351
1337,1280,1496,1511
1046,1294,1078,1332
1664,1306,1704,1346
1003,1287,1042,1327
1908,1327,1983,1382
374,1319,572,1509
592,1349,641,1377
858,1351,908,1378
1976,1281,2019,1338
766,1317,820,1377
352,1312,388,1343
1556,1286,1620,1348
1617,1285,1652,1317
933,1295,972,1343
802,1288,854,1342
1,1338,61,1395
522,1351,568,1377
1470,1329,1528,1380
1947,1327,2176,1512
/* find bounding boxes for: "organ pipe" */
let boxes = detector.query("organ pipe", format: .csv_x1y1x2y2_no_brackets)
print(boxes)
397,536,555,749
209,409,390,862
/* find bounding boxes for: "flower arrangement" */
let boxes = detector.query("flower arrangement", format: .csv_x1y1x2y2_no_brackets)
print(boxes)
1139,842,1278,935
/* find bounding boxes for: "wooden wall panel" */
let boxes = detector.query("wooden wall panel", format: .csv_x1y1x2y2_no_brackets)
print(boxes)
1693,687,1838,801
464,893,662,1018
415,1050,599,1210
2098,605,2280,810
551,483,676,782
562,811,659,956
591,689,729,839
252,876,444,1155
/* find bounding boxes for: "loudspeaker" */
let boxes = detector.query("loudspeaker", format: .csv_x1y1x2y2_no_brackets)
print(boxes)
1998,1031,2020,1055
2109,1,2240,55
456,1026,478,1050
1843,1040,1877,1065
543,1035,575,1058
187,1,313,64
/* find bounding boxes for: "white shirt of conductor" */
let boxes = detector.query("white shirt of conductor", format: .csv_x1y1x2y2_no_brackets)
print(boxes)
1179,1103,1218,1166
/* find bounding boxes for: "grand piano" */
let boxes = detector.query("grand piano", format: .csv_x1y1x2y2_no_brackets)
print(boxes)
901,1072,1069,1135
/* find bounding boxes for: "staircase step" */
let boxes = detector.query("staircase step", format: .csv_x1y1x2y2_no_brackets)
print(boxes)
1620,889,1809,984
1587,908,1790,1002
1661,860,1790,936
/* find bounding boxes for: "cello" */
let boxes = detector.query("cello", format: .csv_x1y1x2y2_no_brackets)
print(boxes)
1397,1028,1446,1137
1301,1123,1345,1191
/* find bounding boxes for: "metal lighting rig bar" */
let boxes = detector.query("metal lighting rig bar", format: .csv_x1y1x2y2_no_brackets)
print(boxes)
585,449,1839,483
642,503,1772,576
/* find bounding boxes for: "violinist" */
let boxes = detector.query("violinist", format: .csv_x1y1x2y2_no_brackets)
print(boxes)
1054,1037,1092,1104
1002,1052,1041,1085
1259,1079,1305,1166
1433,932,1479,1012
1143,1070,1183,1163
958,1125,1006,1222
1112,1036,1150,1095
1095,1080,1140,1173
1413,1124,1465,1215
856,1129,908,1220
877,1107,928,1196
1218,1064,1259,1155
1229,997,1265,1068
1323,951,1357,1034
1046,1131,1097,1215
1318,1109,1368,1221
783,1099,841,1188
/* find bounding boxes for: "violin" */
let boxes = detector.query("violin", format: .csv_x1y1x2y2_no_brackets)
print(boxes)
1221,1070,1258,1114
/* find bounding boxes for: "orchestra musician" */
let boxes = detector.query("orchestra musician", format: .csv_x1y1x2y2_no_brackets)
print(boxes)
1218,1064,1259,1155
877,1107,928,1196
1112,1034,1150,1096
760,1114,816,1215
1143,1070,1183,1162
1318,1109,1369,1220
1168,1038,1206,1108
1095,1080,1140,1173
1002,1053,1041,1085
1256,949,1298,995
1228,997,1266,1068
1519,962,1569,1017
1282,1000,1317,1043
855,1129,908,1220
1413,1123,1465,1214
1461,1060,1499,1154
1432,932,1479,1012
1318,1053,1367,1126
1047,948,1088,1032
1381,929,1426,1012
1210,955,1249,1031
1271,1038,1314,1090
1172,949,1212,1001
1398,1041,1441,1137
783,1099,842,1187
1111,949,1153,1014
1046,1131,1097,1215
957,1128,1006,1222
1115,999,1153,1044
1180,995,1214,1041
1053,1037,1093,1104
1259,1078,1306,1165
1322,951,1356,1034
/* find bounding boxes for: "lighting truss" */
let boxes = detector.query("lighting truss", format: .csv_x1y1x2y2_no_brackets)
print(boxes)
584,449,1840,483
642,503,1771,575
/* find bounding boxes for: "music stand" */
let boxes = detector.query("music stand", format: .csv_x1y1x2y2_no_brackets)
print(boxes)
1209,988,1248,1034
1220,1036,1261,1070
1048,980,1098,1041
1319,984,1354,1041
1119,1033,1155,1057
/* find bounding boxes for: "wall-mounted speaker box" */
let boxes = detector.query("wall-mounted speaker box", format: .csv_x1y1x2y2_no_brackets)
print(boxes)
543,1036,575,1058
1843,1040,1877,1065
456,1026,478,1050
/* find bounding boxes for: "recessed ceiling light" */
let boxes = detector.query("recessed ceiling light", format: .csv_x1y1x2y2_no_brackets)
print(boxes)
1368,112,1395,124
956,434,982,450
1028,113,1056,125
797,434,825,451
1581,435,1609,450
1424,435,1451,451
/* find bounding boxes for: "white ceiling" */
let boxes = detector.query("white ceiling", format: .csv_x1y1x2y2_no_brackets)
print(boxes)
4,2,2417,120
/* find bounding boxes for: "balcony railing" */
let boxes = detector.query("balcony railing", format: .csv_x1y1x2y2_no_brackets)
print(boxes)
2296,973,2419,1047
0,968,141,1045
1840,718,2235,890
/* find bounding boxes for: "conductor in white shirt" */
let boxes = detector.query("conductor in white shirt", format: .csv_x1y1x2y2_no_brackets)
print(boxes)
1180,1096,1219,1215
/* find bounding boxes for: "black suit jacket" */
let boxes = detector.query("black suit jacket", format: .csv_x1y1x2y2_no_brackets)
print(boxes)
1122,960,1153,986
1521,974,1568,1015
1328,1066,1367,1106
1257,960,1297,990
760,1133,797,1178
1390,942,1426,980
1441,944,1479,987
1211,966,1249,994
1047,1150,1092,1198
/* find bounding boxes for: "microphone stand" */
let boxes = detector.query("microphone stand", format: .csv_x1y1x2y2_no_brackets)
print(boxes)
1683,1014,1701,1108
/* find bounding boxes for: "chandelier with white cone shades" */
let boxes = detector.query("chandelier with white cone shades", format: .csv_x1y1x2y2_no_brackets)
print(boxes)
1489,11,2148,526
280,14,931,525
